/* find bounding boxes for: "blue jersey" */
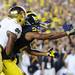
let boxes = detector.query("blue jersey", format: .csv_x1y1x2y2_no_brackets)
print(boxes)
13,25,33,53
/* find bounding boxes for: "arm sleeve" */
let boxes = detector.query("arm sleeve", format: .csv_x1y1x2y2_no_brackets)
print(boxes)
7,23,22,39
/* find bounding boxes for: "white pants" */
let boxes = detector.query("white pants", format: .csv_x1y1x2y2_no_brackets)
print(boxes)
33,68,55,75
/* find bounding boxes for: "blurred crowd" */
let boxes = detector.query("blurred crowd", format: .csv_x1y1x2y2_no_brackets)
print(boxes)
0,0,75,75
17,35,75,75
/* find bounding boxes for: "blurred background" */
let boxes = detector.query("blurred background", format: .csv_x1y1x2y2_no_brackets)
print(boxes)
1,0,75,75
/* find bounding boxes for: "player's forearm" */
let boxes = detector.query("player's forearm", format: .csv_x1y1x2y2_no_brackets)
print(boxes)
48,32,67,40
20,46,48,56
6,38,14,55
6,32,17,55
40,32,67,40
27,49,48,56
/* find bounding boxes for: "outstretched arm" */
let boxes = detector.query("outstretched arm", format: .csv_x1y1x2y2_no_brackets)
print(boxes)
25,32,67,41
27,49,48,56
20,46,48,56
20,46,53,57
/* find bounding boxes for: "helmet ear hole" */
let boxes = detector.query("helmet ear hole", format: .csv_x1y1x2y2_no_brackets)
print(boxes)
19,19,21,22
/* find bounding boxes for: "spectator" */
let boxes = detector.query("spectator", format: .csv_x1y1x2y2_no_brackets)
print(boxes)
64,46,75,75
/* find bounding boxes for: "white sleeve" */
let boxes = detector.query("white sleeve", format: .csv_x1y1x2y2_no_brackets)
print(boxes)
7,23,22,39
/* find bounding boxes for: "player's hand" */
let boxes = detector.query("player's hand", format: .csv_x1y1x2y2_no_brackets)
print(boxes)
47,48,55,57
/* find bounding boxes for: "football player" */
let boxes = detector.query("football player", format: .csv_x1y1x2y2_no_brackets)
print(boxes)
0,6,26,75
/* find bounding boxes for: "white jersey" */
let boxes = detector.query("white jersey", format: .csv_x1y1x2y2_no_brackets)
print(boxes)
0,17,22,49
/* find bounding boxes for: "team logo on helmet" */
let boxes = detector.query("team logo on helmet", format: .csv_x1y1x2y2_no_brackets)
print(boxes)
9,6,26,25
9,6,26,16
